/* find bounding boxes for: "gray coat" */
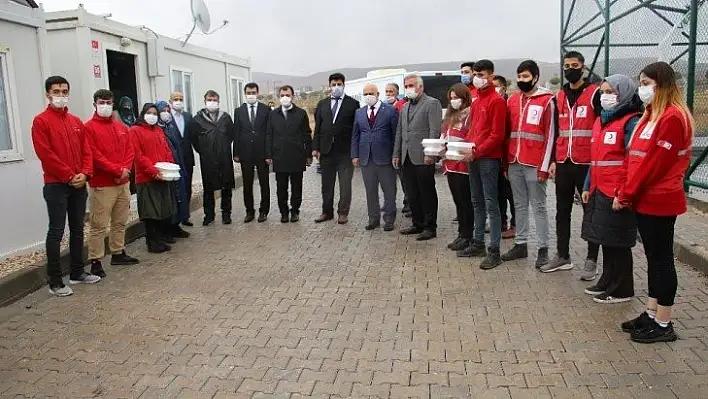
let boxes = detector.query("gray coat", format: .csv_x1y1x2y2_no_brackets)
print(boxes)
393,93,443,165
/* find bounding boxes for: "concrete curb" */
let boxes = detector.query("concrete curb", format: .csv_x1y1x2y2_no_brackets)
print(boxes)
674,236,708,276
0,176,242,307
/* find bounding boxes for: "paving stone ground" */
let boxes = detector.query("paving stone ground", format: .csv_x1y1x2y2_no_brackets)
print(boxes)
1,169,707,399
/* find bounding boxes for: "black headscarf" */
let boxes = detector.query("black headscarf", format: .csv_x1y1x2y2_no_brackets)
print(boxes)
118,96,136,126
138,103,158,126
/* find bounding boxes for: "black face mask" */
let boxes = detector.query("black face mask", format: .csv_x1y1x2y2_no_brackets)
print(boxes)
517,79,536,93
564,68,584,84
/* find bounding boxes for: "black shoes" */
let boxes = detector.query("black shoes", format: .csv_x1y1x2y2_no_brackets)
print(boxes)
203,217,214,226
501,244,528,261
90,260,106,278
182,220,194,227
400,226,424,235
535,247,549,268
172,225,190,238
448,237,469,251
244,213,255,223
223,214,232,225
621,312,677,343
383,223,394,232
110,251,140,266
621,312,652,333
281,214,290,223
290,212,300,223
416,230,436,241
147,240,171,253
365,221,380,231
457,241,486,258
258,213,268,223
480,248,503,270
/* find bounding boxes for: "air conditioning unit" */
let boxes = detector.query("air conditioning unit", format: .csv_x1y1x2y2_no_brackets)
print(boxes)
147,37,166,77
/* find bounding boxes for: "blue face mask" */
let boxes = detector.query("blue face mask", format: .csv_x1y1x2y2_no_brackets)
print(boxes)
461,74,472,85
331,85,344,98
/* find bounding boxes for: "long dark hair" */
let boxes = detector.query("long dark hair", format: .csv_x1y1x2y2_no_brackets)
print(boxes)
443,83,471,127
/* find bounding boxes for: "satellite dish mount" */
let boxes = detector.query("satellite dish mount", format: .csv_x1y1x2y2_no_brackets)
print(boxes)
182,0,212,47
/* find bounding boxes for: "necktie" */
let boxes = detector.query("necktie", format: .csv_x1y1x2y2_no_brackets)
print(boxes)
368,106,376,127
331,98,340,121
249,105,256,125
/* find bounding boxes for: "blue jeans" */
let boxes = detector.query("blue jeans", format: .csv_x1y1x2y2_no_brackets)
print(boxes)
469,158,501,249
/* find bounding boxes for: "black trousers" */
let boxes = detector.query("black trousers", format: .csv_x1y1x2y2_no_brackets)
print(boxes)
555,161,599,260
185,165,193,219
276,172,304,216
397,168,409,209
636,212,678,307
447,173,474,238
319,152,354,216
43,183,88,286
498,170,515,228
596,246,634,298
203,189,233,220
402,159,438,231
241,161,270,215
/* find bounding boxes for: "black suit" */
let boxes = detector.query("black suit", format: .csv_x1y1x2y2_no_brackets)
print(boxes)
234,102,271,215
313,95,359,216
174,111,195,218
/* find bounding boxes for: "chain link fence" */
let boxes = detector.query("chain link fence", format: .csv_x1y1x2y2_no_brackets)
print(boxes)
561,0,708,201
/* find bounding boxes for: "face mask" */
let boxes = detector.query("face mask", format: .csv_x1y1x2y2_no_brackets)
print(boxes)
171,101,183,112
96,104,113,118
364,95,378,107
472,76,487,89
385,96,396,104
600,93,618,110
331,85,344,98
495,87,505,95
450,98,463,110
51,96,69,109
205,101,219,112
144,114,158,125
160,111,172,122
517,79,536,93
460,74,472,85
405,88,418,100
564,68,584,84
638,85,655,104
280,96,292,107
245,94,258,105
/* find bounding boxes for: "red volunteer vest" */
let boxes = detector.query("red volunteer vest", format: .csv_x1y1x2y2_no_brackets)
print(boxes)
442,114,470,175
556,84,598,164
589,113,639,197
507,91,554,168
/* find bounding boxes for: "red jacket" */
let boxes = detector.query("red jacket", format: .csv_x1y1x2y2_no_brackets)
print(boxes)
442,109,471,175
555,84,598,164
469,86,478,102
466,84,506,159
85,113,135,188
393,99,407,112
589,113,639,198
31,106,93,184
507,88,555,179
130,122,174,184
618,105,692,216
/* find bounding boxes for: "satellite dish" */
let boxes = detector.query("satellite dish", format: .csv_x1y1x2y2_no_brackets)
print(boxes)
181,0,212,46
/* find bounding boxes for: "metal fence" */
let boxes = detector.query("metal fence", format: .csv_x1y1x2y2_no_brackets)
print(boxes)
560,0,708,200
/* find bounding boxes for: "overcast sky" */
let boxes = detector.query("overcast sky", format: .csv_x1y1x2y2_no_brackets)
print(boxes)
43,0,561,76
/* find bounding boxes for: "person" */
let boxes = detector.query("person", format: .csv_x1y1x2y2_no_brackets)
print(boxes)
131,103,176,254
351,83,399,231
266,85,313,223
548,51,601,274
580,74,642,304
85,89,139,279
116,96,138,195
31,76,100,297
461,60,507,269
233,83,271,223
189,90,236,225
440,84,474,252
156,100,191,239
169,91,195,227
616,62,694,343
460,61,478,100
500,61,553,269
492,75,516,238
393,74,442,241
312,73,359,225
385,82,410,217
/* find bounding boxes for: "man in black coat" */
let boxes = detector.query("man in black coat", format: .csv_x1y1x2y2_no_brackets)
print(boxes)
312,73,359,225
265,85,312,224
169,91,195,226
233,82,271,223
189,90,236,226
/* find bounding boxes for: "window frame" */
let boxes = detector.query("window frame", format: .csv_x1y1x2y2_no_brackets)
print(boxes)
229,76,246,112
0,48,24,163
169,66,195,114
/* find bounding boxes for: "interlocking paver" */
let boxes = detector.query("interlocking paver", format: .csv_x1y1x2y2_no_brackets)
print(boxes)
0,170,707,398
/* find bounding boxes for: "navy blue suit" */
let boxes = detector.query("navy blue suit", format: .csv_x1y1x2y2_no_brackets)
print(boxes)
351,102,399,225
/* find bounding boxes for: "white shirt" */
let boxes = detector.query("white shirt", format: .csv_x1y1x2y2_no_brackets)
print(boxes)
171,109,185,137
281,105,293,118
330,95,343,122
246,102,258,121
367,100,382,118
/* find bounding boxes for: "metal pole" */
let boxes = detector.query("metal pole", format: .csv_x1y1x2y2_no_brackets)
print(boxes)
686,0,698,112
604,0,611,77
560,0,566,86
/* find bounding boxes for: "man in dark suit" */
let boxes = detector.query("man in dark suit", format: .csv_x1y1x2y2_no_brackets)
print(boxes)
233,82,271,223
351,83,399,231
312,73,359,225
169,91,195,226
266,85,313,224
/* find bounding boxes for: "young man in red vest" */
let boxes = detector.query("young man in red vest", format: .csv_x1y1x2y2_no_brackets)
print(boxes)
546,51,601,274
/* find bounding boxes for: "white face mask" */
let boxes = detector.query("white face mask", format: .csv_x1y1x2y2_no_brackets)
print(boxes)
404,88,418,100
450,98,463,110
160,111,172,123
280,96,292,107
245,94,258,105
51,96,69,109
205,101,219,112
495,87,505,95
385,95,396,104
600,93,618,111
638,85,655,105
364,95,378,107
171,101,184,112
96,104,113,118
144,114,158,125
472,76,487,89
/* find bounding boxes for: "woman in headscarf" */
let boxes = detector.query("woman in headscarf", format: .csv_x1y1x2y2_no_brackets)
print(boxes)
130,103,176,254
580,74,643,304
117,96,137,127
155,100,190,239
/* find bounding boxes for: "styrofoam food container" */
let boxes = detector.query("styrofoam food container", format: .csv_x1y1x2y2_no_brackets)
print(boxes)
421,138,447,146
446,135,464,142
446,142,474,152
155,162,180,172
424,148,445,156
445,152,465,161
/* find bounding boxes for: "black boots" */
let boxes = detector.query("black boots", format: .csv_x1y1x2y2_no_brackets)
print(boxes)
145,220,171,253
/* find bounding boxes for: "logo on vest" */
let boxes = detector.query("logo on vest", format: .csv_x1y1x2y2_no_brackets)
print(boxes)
526,105,543,125
603,131,617,145
576,106,588,118
639,123,655,140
